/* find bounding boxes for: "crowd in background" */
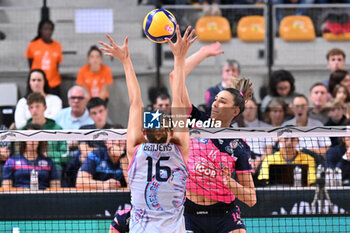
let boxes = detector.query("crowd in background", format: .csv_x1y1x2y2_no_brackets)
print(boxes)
0,2,350,191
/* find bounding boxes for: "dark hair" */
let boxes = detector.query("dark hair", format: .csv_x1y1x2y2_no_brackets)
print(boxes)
269,70,295,96
87,45,102,57
264,98,287,124
32,19,55,41
156,92,171,101
332,84,350,102
310,82,327,92
19,124,48,156
328,70,349,94
87,97,107,111
224,78,253,121
25,69,50,98
148,87,170,105
292,94,309,104
327,48,346,60
27,92,46,106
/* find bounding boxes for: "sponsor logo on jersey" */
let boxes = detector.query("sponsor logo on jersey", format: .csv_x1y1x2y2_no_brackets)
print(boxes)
194,162,217,179
38,160,48,167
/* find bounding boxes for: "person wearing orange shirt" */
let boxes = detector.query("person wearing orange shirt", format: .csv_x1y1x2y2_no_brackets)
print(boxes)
25,19,63,97
76,45,114,103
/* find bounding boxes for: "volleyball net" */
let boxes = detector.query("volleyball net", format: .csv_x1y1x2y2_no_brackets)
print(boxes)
0,127,349,232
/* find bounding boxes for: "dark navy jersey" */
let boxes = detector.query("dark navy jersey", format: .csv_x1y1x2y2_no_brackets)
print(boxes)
110,207,131,233
3,154,59,189
80,147,127,187
190,105,252,172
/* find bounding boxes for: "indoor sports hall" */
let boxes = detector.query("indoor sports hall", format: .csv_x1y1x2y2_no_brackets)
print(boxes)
0,0,349,232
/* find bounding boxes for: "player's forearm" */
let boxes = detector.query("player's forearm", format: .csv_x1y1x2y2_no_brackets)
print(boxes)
227,179,257,207
123,59,143,107
183,47,209,77
172,57,187,107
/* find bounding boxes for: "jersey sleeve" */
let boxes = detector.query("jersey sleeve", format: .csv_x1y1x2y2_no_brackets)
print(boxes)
24,42,33,59
2,158,14,180
105,66,114,84
189,104,209,123
76,67,85,86
80,153,97,175
49,159,60,180
234,139,253,173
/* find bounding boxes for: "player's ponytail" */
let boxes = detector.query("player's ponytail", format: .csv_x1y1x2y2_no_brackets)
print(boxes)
225,78,253,121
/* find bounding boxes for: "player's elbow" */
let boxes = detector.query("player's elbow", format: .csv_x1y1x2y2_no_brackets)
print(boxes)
246,192,257,207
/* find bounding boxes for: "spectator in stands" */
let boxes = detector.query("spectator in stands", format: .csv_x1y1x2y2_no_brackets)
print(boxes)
75,128,127,190
199,0,221,16
243,98,269,127
263,98,287,127
0,125,11,186
283,94,331,157
328,70,350,98
24,92,68,173
153,92,172,115
54,85,93,130
76,45,114,104
325,129,350,186
205,58,240,113
260,69,298,115
15,69,62,129
327,48,346,73
332,84,350,118
62,98,112,187
258,137,316,186
2,124,60,190
25,19,63,96
324,98,347,147
309,83,329,124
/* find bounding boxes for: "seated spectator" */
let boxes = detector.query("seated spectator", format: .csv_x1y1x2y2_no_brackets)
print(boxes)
62,98,113,187
243,98,269,128
153,92,171,115
332,84,350,118
2,124,60,190
0,125,11,186
24,92,68,172
263,98,287,127
309,83,329,124
327,48,346,73
258,137,316,186
322,48,346,86
283,94,331,157
324,98,347,147
76,45,114,103
54,85,93,130
15,69,62,129
260,69,298,115
328,70,350,97
205,59,240,113
325,135,350,186
76,131,127,190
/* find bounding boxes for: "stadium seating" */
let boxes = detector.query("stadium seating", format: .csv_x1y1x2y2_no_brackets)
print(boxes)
279,15,316,42
195,16,232,42
322,33,350,41
237,15,265,42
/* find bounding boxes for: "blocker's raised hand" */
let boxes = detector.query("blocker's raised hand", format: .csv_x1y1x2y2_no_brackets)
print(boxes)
98,34,130,63
166,25,197,60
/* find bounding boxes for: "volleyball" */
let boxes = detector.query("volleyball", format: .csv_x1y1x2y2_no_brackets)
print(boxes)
143,8,177,43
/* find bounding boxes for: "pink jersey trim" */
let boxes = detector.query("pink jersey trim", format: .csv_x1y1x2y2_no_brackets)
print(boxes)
174,144,189,170
127,145,141,172
205,91,210,105
187,105,193,118
116,207,131,215
236,169,253,173
13,165,51,171
109,226,120,233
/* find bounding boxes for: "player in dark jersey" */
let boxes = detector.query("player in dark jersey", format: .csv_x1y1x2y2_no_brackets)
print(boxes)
99,25,196,233
169,44,257,233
